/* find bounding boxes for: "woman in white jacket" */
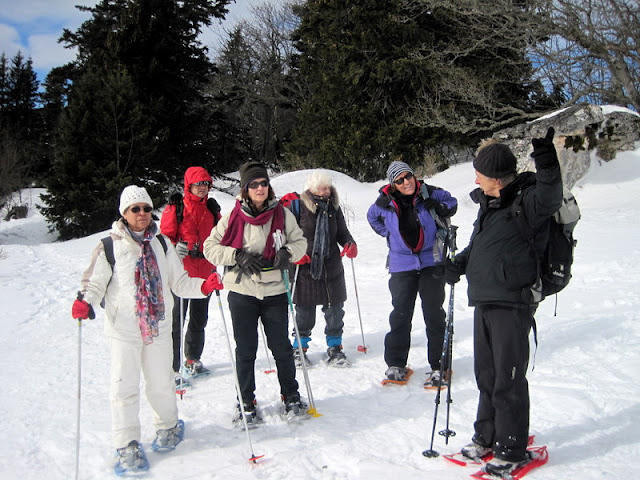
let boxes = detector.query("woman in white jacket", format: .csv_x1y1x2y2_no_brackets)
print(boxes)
72,185,223,475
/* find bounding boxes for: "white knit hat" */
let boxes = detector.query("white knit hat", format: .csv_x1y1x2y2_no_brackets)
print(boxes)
119,185,153,216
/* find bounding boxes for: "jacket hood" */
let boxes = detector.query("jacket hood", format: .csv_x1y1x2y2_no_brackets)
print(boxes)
183,166,212,204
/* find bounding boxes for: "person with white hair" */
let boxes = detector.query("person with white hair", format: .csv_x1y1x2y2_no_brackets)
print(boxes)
285,170,358,367
71,185,224,475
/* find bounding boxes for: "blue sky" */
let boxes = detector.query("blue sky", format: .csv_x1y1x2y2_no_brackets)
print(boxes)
0,0,256,84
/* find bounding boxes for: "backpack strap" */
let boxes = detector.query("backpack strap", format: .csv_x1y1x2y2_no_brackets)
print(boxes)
156,234,169,254
101,236,116,271
511,190,544,304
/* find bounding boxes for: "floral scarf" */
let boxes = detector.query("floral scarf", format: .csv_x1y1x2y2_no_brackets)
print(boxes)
129,223,165,344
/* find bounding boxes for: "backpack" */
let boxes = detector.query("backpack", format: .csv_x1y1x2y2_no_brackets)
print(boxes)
99,234,168,307
512,185,580,301
279,192,302,222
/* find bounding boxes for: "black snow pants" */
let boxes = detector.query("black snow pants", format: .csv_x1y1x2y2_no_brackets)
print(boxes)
384,265,446,371
172,294,211,372
473,304,533,462
228,291,299,404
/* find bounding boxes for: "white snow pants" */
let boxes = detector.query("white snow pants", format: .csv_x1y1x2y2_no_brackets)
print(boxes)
109,331,178,449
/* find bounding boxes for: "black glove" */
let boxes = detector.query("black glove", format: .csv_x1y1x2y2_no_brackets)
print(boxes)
531,127,558,169
273,247,291,270
425,198,454,218
444,258,464,285
235,249,263,275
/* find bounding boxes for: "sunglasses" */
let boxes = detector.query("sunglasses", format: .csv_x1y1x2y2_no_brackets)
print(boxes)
393,172,414,185
248,179,269,189
130,205,153,213
192,181,211,187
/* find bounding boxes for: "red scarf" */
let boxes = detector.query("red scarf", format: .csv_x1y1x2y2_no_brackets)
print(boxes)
220,200,285,259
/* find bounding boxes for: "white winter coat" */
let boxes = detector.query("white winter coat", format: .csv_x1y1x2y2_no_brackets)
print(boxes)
82,219,206,342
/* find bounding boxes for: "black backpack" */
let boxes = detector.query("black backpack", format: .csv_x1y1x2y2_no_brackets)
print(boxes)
512,185,580,301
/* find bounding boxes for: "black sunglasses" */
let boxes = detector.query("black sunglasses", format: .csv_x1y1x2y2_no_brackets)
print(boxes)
393,172,414,185
130,205,153,213
192,181,211,187
248,179,269,189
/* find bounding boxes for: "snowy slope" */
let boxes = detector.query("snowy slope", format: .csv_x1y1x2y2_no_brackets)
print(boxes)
1,148,639,480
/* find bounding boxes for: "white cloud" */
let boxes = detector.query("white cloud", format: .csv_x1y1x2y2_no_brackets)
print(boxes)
0,0,99,23
0,23,24,58
29,33,77,71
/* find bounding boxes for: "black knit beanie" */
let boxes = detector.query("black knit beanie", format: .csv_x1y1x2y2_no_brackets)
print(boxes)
473,143,517,178
239,162,269,189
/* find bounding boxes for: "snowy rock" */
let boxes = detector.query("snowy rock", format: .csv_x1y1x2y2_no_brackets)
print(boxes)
494,105,640,189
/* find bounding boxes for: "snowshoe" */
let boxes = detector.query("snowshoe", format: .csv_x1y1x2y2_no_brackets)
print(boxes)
381,366,414,385
232,400,262,429
114,440,149,476
151,419,184,452
325,346,351,368
444,436,536,468
293,348,311,368
470,444,548,480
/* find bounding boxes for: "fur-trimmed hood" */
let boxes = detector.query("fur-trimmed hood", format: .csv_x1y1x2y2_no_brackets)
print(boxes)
301,187,340,213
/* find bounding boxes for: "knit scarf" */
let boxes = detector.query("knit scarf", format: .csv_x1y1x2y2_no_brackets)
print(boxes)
129,224,165,345
310,198,330,280
220,199,285,259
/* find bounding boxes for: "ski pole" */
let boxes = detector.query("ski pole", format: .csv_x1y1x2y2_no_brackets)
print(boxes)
75,304,83,480
176,297,187,398
423,225,457,458
349,258,367,353
259,320,275,374
215,291,264,463
273,231,320,417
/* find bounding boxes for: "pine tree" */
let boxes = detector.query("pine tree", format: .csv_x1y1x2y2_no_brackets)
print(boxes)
288,0,544,180
41,0,232,238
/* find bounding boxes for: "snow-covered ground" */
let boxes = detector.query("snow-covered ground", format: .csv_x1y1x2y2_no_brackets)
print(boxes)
1,146,639,480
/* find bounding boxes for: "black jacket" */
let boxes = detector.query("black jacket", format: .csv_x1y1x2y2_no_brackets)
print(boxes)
456,164,563,307
292,188,354,307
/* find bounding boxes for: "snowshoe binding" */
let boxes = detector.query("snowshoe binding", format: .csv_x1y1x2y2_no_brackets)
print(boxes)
114,440,149,476
283,393,309,422
151,419,184,452
325,346,351,367
293,348,311,368
232,400,262,429
183,359,210,378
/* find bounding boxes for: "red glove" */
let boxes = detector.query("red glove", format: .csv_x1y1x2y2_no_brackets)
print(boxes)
72,293,95,320
341,243,358,259
295,254,311,265
201,273,224,295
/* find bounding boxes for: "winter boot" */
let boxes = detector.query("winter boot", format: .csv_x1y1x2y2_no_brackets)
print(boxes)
293,348,311,368
326,345,351,367
384,366,413,383
232,399,262,428
283,392,308,418
484,453,531,477
114,440,149,475
461,439,492,462
151,419,185,452
184,359,210,377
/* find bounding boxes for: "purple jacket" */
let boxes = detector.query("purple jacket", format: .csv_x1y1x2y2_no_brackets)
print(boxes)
367,182,457,273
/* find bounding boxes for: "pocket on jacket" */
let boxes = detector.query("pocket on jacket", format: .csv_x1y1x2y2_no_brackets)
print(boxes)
496,255,536,290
